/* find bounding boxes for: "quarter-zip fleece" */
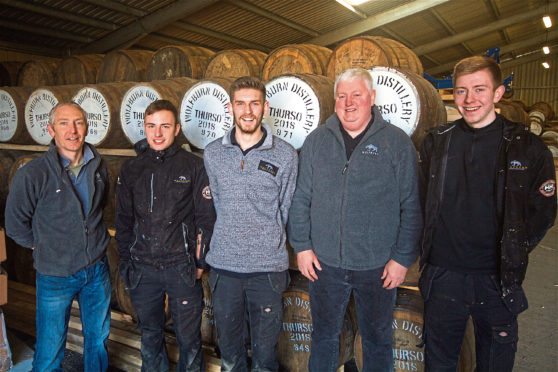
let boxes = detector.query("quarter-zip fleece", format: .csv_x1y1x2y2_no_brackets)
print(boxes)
203,124,298,273
5,141,110,277
288,106,422,270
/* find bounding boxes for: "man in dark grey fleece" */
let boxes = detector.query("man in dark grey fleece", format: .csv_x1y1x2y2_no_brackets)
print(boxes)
5,102,111,372
203,76,298,372
288,68,422,372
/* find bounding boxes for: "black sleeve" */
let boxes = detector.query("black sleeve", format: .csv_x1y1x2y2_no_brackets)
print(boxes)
191,159,216,269
526,139,557,250
418,132,434,213
114,163,135,262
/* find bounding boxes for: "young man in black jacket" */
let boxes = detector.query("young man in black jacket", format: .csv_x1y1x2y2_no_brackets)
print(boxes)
115,100,215,372
419,56,556,371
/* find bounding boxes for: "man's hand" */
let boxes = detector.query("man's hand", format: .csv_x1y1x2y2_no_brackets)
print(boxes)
381,259,408,289
297,250,322,282
196,268,203,280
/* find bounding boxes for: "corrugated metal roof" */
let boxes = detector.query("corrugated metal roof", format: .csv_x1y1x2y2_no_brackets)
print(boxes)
0,0,556,79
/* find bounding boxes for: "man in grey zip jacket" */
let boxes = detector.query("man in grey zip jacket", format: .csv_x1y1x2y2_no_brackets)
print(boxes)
288,68,422,372
5,102,111,372
203,76,298,372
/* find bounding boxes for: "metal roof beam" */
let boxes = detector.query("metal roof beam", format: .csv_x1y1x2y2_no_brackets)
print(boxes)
425,29,558,75
414,2,558,55
500,44,558,69
78,0,218,54
172,22,270,51
82,0,146,18
0,39,62,57
0,0,117,30
223,0,320,37
308,0,451,46
0,20,92,43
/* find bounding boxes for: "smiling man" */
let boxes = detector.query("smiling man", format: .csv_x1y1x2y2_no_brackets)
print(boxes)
287,68,422,372
115,100,215,372
418,56,556,371
203,76,298,372
5,102,112,372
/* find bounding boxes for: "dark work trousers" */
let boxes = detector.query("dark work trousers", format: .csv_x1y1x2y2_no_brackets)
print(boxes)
209,270,289,372
420,265,518,372
129,262,204,372
308,264,396,372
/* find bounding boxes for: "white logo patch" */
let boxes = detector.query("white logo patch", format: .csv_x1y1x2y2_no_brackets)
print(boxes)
539,179,555,197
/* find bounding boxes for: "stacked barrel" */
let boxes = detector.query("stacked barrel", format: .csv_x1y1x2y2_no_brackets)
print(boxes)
0,36,475,371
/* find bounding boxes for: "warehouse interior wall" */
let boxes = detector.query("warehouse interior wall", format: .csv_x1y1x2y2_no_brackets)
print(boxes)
501,54,558,115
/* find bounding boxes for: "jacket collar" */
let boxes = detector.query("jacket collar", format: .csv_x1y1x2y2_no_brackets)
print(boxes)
134,138,181,161
222,123,274,151
325,105,386,145
46,140,100,173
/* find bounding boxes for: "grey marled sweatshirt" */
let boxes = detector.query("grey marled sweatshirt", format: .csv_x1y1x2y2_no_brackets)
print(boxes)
203,124,298,273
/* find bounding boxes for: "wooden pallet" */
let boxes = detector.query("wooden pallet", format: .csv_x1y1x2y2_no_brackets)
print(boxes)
3,280,221,372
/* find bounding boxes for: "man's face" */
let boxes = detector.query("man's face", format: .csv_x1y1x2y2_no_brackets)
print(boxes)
47,104,87,159
228,88,268,135
335,79,375,137
453,68,505,128
144,109,180,151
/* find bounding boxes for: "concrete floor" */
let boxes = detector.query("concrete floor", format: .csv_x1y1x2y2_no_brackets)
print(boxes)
513,224,558,371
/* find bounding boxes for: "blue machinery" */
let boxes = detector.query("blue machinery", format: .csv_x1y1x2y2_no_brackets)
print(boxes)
423,47,514,95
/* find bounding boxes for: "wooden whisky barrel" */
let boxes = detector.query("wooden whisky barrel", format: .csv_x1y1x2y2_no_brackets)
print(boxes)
73,82,136,148
5,152,43,286
55,54,105,85
0,87,34,144
96,50,154,83
0,61,24,87
529,101,554,123
327,36,423,79
17,59,60,87
24,85,83,145
204,49,267,79
262,44,332,81
146,45,215,81
120,78,197,145
278,272,354,372
367,66,446,149
265,73,335,150
179,77,236,150
496,100,529,126
201,272,218,347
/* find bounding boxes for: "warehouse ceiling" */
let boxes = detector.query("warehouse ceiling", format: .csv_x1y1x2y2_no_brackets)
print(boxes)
0,0,556,77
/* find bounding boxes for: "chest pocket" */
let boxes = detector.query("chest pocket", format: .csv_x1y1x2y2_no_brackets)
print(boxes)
506,158,530,192
170,175,193,197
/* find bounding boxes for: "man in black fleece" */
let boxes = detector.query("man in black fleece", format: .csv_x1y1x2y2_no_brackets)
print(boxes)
419,56,556,371
115,100,215,372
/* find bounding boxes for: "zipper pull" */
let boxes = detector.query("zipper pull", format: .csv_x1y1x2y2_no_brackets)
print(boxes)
241,159,244,170
342,162,348,175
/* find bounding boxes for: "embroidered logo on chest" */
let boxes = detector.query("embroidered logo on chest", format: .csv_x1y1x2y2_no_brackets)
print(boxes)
362,144,379,156
258,160,279,176
174,175,191,183
509,160,527,171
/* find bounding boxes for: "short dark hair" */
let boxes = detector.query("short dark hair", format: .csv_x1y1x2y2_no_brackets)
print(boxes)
229,76,266,101
48,101,88,126
144,100,178,124
453,56,502,88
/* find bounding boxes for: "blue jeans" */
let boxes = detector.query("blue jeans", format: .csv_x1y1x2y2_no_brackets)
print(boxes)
420,265,518,372
128,262,204,372
309,264,396,372
209,270,289,372
34,257,111,372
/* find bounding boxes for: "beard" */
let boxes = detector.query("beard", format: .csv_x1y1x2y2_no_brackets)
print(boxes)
234,112,264,135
